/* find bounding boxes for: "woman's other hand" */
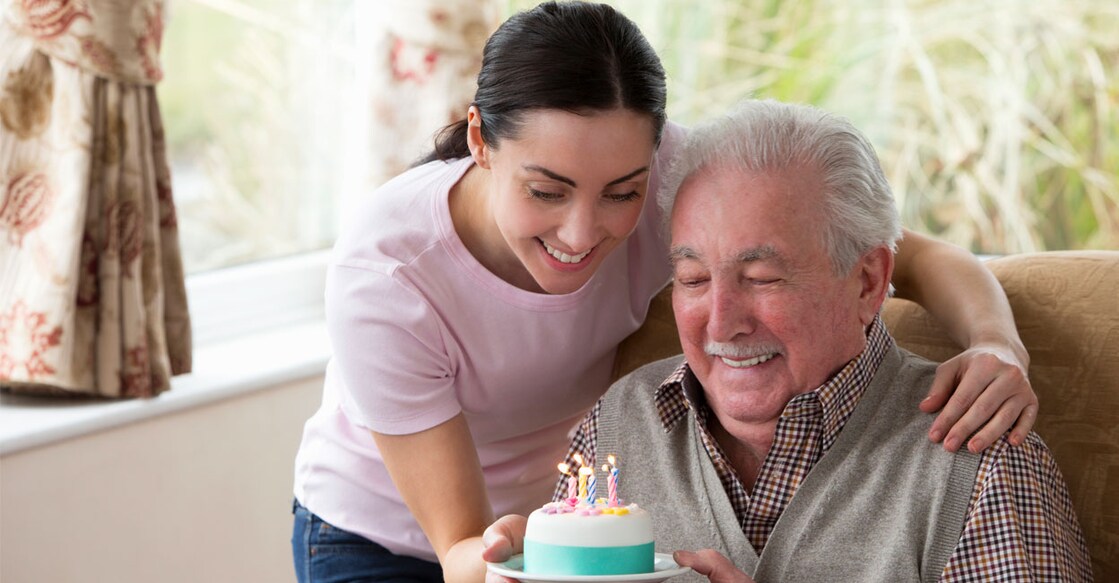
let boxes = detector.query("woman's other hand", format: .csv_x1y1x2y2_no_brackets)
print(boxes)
921,343,1037,452
673,550,756,583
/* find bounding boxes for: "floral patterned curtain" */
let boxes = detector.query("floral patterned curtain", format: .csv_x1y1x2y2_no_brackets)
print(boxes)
0,0,190,398
355,0,501,192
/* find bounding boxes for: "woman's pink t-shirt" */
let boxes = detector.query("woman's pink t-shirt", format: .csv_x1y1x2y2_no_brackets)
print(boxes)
293,125,683,561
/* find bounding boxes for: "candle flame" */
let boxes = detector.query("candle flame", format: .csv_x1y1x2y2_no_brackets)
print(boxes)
573,453,584,466
601,464,610,471
608,454,617,466
579,466,594,476
557,462,570,475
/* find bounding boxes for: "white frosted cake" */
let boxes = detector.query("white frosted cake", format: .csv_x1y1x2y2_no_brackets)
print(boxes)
523,500,655,576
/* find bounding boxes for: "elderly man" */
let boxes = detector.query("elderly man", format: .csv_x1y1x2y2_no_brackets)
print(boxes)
483,100,1091,582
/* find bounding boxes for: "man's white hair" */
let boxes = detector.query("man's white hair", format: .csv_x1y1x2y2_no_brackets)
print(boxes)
658,99,903,275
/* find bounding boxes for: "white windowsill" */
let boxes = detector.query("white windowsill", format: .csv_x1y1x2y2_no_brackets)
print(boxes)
0,318,330,456
0,252,332,456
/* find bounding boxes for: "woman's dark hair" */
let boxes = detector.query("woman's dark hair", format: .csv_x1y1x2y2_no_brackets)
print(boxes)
418,1,667,164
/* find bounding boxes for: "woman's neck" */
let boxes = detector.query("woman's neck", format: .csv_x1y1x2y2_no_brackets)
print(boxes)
449,164,542,292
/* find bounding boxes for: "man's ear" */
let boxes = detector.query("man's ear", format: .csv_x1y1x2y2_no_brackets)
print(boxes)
856,246,895,325
466,106,490,169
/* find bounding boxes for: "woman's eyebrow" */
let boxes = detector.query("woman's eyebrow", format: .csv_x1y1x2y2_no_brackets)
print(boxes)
606,166,650,186
523,164,576,186
522,164,649,187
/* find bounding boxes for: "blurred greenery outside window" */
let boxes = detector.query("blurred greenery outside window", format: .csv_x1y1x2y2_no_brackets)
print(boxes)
159,0,354,274
161,0,1117,277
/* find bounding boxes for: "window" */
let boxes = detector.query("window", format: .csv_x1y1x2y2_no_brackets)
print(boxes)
507,0,1118,253
159,0,355,274
157,0,1115,345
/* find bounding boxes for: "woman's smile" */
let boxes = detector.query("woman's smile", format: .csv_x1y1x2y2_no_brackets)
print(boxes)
540,238,594,265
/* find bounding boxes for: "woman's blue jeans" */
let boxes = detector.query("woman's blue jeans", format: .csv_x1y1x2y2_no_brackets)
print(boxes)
292,499,444,583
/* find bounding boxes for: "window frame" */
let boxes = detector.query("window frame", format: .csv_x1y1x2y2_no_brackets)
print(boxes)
185,250,329,347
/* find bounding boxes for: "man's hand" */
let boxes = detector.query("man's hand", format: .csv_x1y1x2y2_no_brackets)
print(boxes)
921,344,1037,453
482,514,527,583
673,550,755,583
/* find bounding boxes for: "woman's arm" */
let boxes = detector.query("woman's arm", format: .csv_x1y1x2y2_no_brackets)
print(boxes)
892,229,1038,453
374,414,493,583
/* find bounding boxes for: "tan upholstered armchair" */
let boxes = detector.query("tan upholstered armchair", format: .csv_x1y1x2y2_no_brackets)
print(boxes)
612,251,1119,581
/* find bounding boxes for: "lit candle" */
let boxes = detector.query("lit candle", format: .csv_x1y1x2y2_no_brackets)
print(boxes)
607,455,620,506
573,454,587,501
557,463,577,500
601,464,611,504
587,467,597,504
578,466,593,502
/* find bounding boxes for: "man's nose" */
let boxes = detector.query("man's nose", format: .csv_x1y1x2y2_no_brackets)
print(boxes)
706,279,753,342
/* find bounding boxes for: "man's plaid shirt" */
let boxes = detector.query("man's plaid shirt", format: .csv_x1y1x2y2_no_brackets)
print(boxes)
555,316,1091,581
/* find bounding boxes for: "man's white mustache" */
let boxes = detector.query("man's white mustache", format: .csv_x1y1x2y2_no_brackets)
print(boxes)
705,341,782,359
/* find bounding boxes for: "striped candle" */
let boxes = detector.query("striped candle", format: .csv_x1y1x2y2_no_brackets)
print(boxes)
578,466,592,501
602,464,618,505
607,455,619,506
558,463,577,500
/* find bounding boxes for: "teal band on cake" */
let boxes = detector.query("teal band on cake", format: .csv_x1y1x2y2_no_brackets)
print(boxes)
523,540,655,575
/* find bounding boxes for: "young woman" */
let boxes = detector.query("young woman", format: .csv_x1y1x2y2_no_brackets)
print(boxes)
291,3,1036,582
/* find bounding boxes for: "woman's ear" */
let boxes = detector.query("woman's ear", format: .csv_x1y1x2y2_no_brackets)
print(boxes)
466,106,490,169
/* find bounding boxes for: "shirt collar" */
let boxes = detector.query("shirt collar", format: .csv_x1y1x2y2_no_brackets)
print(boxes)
654,315,894,443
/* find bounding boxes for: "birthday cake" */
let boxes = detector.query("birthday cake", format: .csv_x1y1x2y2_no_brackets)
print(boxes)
523,499,655,576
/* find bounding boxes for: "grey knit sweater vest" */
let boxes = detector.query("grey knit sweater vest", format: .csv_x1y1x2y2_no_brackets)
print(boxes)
594,344,980,583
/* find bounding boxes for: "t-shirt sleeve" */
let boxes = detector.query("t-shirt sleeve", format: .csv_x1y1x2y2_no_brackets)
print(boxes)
646,120,689,235
324,260,462,435
658,120,689,167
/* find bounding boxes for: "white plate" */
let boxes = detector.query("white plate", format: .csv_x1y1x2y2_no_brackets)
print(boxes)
487,552,691,583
